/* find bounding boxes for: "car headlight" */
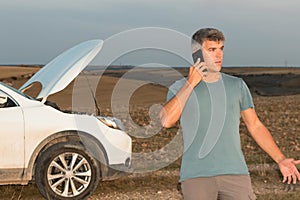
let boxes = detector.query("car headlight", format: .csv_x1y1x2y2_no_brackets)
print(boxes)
97,116,124,131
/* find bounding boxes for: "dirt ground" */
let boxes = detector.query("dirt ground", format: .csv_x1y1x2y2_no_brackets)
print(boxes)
0,66,299,199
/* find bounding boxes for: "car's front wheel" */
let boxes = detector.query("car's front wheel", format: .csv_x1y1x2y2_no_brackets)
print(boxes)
35,142,101,200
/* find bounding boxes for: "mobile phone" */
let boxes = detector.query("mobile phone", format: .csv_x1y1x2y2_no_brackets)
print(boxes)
192,49,204,63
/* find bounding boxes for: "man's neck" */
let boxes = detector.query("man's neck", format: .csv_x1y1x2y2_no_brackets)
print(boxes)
203,72,221,83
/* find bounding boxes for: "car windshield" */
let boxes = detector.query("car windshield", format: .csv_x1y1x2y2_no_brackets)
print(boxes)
0,82,36,100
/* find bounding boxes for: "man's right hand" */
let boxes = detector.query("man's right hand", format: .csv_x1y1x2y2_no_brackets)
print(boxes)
160,58,207,128
187,58,208,87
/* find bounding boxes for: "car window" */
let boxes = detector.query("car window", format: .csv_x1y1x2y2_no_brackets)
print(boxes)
0,82,35,100
0,90,18,108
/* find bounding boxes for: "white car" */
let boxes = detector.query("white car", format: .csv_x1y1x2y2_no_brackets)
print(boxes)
0,40,132,200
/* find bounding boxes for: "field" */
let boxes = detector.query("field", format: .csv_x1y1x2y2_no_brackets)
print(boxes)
0,66,299,199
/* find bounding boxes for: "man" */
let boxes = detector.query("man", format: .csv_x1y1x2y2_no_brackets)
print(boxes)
160,28,300,200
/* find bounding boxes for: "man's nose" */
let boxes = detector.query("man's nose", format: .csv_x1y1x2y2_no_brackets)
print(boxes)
216,50,223,58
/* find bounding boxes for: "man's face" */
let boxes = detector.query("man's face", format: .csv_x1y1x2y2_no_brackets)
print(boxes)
202,40,224,72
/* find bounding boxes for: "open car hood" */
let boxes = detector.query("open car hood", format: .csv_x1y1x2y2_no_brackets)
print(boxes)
19,40,103,102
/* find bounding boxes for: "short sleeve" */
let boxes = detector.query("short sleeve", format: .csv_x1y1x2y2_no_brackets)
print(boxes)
240,79,254,111
166,78,186,101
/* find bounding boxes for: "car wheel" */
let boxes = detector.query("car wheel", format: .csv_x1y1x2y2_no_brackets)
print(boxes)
35,142,101,200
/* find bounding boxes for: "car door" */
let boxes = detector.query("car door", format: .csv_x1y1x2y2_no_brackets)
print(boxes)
0,90,24,170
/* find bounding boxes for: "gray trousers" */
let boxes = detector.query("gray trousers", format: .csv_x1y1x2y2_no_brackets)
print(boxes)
181,175,257,200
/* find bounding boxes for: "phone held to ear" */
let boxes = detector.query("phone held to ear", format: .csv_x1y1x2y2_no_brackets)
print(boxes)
192,49,204,63
192,49,208,73
192,49,219,73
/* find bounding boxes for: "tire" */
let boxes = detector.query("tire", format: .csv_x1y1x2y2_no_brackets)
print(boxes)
35,142,101,200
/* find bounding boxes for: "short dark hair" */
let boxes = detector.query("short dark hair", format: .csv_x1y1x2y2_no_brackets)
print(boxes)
191,28,225,53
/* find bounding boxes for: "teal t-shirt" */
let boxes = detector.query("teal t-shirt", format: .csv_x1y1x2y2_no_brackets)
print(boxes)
167,73,254,182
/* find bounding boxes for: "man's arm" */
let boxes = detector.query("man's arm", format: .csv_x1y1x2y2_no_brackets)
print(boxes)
241,108,300,184
159,81,194,128
160,58,206,128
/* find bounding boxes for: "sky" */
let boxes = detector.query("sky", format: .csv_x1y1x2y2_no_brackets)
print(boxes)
0,0,299,67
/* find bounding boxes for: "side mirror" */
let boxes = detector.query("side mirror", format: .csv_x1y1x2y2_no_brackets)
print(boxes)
0,95,8,107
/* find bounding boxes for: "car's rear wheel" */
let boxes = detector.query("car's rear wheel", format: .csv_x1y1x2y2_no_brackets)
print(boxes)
35,142,101,200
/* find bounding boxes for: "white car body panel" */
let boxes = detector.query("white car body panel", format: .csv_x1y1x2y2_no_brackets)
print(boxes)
0,106,24,168
23,105,131,167
0,79,131,170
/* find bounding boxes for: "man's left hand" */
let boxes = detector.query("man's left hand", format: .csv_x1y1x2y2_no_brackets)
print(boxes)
278,158,300,184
